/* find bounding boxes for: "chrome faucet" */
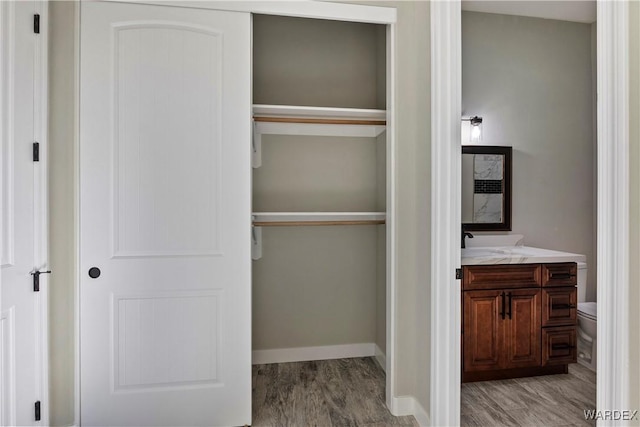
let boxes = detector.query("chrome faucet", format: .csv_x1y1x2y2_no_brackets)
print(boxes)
461,225,474,248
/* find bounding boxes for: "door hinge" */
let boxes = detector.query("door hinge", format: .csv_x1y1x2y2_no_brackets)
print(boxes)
33,14,40,34
31,270,51,292
34,401,41,421
33,142,39,161
456,268,462,280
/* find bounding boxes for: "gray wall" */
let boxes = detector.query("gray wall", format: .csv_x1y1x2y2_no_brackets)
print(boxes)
350,1,431,411
48,2,77,425
253,15,383,109
462,11,596,301
252,15,385,352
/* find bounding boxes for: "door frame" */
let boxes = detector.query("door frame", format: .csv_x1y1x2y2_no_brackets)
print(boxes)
429,1,630,425
73,0,399,423
0,0,50,424
33,2,51,424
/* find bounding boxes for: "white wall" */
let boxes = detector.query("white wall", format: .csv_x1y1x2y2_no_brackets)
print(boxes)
462,11,596,300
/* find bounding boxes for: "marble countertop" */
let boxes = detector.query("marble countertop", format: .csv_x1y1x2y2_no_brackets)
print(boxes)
461,245,586,265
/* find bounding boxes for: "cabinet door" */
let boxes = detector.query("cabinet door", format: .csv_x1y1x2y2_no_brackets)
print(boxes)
463,290,503,372
503,289,541,369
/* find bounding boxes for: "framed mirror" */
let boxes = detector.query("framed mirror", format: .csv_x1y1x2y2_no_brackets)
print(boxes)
462,145,512,231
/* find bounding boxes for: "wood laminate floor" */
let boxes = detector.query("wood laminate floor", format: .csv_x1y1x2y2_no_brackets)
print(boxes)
461,363,597,427
252,357,418,427
253,359,595,427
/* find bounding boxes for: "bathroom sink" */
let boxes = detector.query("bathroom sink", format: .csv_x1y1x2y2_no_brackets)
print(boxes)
461,245,586,265
461,248,503,258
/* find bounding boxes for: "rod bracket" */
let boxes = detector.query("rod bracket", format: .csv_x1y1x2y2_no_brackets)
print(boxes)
252,121,262,168
251,224,262,260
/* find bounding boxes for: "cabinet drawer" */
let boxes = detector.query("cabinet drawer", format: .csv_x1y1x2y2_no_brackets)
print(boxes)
542,263,577,287
542,326,577,365
542,287,577,327
463,265,541,290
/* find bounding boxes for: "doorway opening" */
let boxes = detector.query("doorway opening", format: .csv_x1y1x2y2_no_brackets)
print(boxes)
430,1,630,425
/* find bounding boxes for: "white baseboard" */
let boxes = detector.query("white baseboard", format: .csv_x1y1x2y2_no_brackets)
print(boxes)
412,399,430,427
252,343,376,365
391,396,430,427
374,344,386,373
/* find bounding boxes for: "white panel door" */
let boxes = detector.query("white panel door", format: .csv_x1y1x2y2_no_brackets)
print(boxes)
1,1,48,426
79,2,251,425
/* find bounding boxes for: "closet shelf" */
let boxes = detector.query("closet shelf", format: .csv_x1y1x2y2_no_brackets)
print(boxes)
252,105,387,168
253,104,386,125
252,212,386,227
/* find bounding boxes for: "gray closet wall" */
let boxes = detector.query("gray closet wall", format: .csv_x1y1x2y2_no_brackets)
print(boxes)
252,15,387,353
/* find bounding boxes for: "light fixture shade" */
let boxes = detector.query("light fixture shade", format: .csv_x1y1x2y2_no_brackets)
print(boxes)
469,116,483,144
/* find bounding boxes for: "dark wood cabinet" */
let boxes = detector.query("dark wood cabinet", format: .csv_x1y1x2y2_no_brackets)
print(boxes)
463,288,541,375
542,263,577,287
542,326,577,365
463,264,540,290
503,289,541,369
463,290,503,372
542,287,577,327
462,263,577,382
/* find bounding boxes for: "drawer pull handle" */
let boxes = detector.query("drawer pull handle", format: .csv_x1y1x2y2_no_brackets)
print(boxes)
550,273,574,279
500,291,506,320
551,343,575,350
551,303,576,310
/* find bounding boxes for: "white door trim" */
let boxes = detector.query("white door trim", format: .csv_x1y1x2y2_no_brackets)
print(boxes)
73,1,398,423
429,1,462,425
385,19,398,413
1,0,50,424
73,3,81,424
98,0,397,24
429,0,630,425
34,2,50,425
596,0,630,416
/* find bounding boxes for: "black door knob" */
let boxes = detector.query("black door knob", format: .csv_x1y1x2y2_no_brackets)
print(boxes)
88,267,101,278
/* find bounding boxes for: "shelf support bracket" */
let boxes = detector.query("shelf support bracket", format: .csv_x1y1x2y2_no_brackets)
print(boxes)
252,120,262,168
251,225,262,260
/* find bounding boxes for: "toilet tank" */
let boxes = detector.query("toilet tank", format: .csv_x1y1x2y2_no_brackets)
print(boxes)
577,262,588,303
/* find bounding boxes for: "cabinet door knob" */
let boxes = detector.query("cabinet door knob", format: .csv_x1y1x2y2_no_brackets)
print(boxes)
88,267,101,279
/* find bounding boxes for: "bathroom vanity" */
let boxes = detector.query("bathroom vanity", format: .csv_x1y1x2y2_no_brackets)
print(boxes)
461,246,586,382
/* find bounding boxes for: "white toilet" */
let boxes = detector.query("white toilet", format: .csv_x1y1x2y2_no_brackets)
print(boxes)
577,261,597,371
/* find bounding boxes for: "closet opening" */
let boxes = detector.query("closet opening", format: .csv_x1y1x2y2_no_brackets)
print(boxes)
250,14,400,425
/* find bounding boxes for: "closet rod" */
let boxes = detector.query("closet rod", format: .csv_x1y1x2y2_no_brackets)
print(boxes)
253,116,386,126
252,219,386,227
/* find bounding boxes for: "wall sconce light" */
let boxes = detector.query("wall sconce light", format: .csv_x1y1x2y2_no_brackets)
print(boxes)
462,116,483,144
